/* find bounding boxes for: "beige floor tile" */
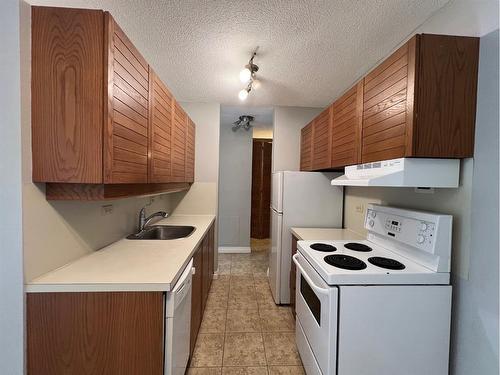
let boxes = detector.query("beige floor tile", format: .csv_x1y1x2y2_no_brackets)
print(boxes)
200,308,227,333
226,309,261,332
263,333,302,366
210,280,230,295
228,292,258,309
213,274,230,283
218,253,232,261
230,275,255,287
268,366,305,375
219,263,231,275
256,288,278,310
259,308,294,332
222,367,268,375
231,261,254,275
232,253,254,261
206,292,229,310
190,334,224,367
253,276,270,287
187,368,222,375
223,333,267,366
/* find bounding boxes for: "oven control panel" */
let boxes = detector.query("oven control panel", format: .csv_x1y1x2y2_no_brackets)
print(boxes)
363,204,452,272
364,206,443,254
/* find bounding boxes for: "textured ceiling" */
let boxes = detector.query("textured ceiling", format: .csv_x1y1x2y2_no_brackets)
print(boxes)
29,0,449,107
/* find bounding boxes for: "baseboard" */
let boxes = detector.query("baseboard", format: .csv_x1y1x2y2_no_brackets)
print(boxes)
218,246,251,254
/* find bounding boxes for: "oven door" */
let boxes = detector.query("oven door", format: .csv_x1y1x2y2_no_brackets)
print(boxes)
293,253,338,375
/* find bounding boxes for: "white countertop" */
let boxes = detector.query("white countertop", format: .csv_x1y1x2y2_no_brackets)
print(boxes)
26,215,215,293
290,227,364,241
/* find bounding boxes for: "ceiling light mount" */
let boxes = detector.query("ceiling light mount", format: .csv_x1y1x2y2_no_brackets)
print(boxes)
232,115,255,131
238,48,260,101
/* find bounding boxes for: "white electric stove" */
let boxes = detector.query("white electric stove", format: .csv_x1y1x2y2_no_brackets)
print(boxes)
294,204,453,375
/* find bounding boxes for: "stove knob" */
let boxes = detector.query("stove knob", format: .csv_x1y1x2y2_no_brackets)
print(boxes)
371,211,376,218
421,223,428,231
417,235,425,244
368,219,374,227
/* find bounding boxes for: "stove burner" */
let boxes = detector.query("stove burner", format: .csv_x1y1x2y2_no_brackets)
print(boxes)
344,242,372,252
368,257,406,270
324,254,367,270
310,243,336,252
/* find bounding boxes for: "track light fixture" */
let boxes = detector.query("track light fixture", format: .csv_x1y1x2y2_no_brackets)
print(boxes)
238,48,260,101
232,115,254,131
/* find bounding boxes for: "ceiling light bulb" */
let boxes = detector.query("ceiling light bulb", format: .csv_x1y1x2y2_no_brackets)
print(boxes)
252,79,261,90
239,68,251,83
238,89,249,101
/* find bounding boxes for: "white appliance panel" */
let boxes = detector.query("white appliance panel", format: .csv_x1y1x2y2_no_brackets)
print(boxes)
269,208,283,302
271,171,343,304
271,171,283,212
337,285,452,375
165,260,193,375
294,254,338,375
296,318,323,375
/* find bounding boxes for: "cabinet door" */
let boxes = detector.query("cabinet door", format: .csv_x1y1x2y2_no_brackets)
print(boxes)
171,100,187,181
185,117,196,183
208,223,215,287
31,7,104,183
311,107,332,170
149,68,173,183
300,122,313,171
201,235,210,311
190,246,203,356
331,81,363,168
104,13,150,183
361,39,414,163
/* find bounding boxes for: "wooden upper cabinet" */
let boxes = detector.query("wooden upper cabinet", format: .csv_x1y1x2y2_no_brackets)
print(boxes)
331,81,363,168
149,68,173,183
300,122,313,171
172,100,187,181
186,117,196,183
32,7,104,183
104,13,149,183
361,34,479,163
311,106,332,170
31,6,196,197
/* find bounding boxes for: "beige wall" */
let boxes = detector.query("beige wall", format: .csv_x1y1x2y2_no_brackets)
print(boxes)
252,124,273,139
272,106,322,172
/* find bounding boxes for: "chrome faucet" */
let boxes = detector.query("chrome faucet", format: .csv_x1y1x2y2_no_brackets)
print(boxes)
138,207,168,231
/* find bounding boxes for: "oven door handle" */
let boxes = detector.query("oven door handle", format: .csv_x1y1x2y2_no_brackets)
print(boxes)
292,254,330,296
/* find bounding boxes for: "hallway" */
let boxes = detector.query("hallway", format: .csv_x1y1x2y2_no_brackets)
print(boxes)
188,240,305,374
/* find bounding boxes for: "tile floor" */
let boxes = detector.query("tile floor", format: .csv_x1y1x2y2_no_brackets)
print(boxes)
187,239,305,375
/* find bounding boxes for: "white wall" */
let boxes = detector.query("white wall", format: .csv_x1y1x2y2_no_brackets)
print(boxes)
0,1,24,373
343,2,499,374
272,106,322,172
217,122,253,248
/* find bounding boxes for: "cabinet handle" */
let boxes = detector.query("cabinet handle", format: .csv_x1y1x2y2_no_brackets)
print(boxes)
192,267,196,275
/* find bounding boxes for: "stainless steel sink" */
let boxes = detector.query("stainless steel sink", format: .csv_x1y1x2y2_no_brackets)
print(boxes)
126,225,196,240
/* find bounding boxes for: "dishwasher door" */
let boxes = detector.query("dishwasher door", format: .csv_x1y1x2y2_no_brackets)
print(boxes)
165,259,193,375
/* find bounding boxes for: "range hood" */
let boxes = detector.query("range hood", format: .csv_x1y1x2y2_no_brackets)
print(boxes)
331,158,460,188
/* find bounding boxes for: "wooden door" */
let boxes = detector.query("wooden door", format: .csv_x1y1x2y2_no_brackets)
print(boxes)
208,223,215,280
104,13,150,183
331,81,363,168
190,246,203,356
149,68,173,183
31,7,104,183
27,292,164,375
300,123,313,171
311,107,332,170
361,38,415,163
185,117,196,183
171,100,187,181
251,139,273,239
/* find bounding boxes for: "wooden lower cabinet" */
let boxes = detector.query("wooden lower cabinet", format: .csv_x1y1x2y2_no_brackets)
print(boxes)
290,235,298,318
190,222,215,357
27,292,164,375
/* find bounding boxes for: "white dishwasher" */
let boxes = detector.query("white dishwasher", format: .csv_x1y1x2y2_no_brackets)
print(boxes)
164,259,193,375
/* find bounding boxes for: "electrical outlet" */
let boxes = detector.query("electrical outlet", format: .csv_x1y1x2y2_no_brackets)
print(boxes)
355,204,365,214
101,204,113,216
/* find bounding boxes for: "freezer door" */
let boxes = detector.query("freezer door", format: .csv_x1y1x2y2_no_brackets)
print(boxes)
271,172,283,213
269,208,283,303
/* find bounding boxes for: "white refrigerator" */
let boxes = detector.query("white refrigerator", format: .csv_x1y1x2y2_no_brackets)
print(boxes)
269,171,343,304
